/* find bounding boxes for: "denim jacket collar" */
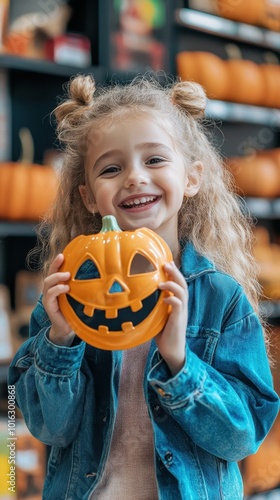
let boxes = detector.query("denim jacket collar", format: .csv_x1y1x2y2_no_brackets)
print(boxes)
180,241,215,282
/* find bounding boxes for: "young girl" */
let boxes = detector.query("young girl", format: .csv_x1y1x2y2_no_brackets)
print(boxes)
9,74,279,500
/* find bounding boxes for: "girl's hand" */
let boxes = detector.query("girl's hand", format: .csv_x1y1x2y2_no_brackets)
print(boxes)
156,262,188,376
42,253,75,346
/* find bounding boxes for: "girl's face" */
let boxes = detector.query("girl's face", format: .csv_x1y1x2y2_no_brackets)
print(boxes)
80,115,202,249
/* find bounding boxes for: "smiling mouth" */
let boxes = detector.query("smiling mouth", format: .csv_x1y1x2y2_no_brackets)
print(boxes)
66,290,160,332
120,195,160,209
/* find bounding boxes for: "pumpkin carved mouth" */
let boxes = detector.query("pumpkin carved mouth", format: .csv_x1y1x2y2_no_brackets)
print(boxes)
66,289,160,333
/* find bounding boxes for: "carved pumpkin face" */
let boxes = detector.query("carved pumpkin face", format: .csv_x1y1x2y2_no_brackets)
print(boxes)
58,215,173,350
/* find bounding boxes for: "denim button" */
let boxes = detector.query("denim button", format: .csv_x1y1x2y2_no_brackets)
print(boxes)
164,451,173,463
157,387,166,396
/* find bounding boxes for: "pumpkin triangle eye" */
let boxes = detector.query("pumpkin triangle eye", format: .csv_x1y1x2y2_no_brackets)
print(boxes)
75,259,100,280
109,281,125,293
129,253,156,275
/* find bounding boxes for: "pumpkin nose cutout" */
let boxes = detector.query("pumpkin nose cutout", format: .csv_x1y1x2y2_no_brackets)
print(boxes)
108,280,126,294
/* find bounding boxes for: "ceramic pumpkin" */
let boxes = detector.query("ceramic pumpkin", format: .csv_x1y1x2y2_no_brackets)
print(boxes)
58,215,173,350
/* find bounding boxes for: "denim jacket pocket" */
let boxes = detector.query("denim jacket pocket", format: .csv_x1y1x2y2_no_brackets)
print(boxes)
186,326,219,365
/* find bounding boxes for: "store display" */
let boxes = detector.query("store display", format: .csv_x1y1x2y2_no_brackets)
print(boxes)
58,215,173,350
177,51,280,108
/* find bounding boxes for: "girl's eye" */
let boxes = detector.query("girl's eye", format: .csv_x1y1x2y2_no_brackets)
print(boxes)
99,165,120,176
147,157,164,165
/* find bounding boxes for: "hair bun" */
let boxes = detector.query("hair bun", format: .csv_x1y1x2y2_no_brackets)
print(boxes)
170,81,207,119
54,74,96,128
68,74,96,106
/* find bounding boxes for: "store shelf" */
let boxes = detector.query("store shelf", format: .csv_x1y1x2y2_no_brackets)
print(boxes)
260,300,280,320
0,222,37,237
175,8,280,50
206,100,280,125
244,198,280,219
0,54,105,79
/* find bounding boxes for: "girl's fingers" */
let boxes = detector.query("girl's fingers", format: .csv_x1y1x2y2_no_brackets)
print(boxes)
159,280,186,296
48,253,65,274
44,271,70,290
163,262,188,288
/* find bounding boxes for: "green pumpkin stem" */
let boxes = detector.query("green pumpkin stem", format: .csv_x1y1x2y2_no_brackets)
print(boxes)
101,215,122,233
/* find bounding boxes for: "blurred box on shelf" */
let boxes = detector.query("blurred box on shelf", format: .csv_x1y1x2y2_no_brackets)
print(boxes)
45,33,91,67
109,0,167,72
3,0,71,59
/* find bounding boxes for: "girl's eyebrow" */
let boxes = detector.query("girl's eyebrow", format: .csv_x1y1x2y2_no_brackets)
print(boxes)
93,150,120,167
137,142,172,152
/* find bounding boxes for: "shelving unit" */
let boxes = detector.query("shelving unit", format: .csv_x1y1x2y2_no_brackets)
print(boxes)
175,8,280,50
176,3,280,326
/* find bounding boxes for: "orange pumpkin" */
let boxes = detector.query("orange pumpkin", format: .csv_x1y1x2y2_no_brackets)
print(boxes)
227,154,280,198
176,51,229,101
263,0,280,31
215,0,264,26
260,64,280,108
224,59,265,105
0,162,58,221
58,215,173,350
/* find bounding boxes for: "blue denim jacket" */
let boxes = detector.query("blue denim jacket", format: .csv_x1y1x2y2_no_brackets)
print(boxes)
9,242,279,500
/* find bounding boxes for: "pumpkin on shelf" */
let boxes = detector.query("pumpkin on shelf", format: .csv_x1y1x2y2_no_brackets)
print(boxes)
0,128,58,221
260,64,280,108
226,153,280,198
224,58,265,106
58,215,173,350
252,226,280,300
263,0,280,31
176,51,229,101
215,0,264,26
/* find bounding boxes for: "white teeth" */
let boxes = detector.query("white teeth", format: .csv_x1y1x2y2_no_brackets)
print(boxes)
122,196,156,207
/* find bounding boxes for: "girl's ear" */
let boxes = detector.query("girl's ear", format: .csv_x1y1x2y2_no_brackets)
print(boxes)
184,161,204,198
79,185,98,213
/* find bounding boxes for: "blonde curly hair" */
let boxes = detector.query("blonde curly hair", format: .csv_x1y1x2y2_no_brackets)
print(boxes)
34,73,262,320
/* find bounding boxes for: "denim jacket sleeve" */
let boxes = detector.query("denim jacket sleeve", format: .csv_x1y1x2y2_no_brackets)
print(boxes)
147,294,279,462
8,295,87,448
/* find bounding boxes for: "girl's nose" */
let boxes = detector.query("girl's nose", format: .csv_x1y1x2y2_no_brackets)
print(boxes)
123,165,148,188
